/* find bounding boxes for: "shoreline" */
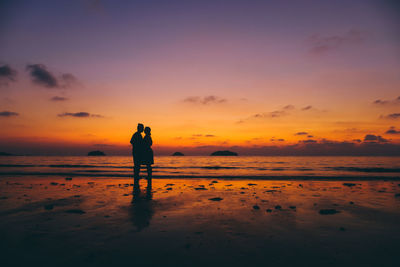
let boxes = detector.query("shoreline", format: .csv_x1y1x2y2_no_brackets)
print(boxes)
1,172,400,180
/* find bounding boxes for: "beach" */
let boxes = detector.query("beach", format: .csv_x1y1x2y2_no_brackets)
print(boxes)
1,174,400,266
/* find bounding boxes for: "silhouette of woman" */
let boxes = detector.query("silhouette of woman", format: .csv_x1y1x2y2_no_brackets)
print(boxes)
142,126,154,179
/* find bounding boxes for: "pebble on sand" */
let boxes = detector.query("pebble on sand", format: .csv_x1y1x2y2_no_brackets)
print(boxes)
194,187,207,190
319,209,339,215
209,197,223,201
253,205,260,210
275,205,282,210
343,183,356,187
65,177,72,181
50,182,58,186
266,209,272,212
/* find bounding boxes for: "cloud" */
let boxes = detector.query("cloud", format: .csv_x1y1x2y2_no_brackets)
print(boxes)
308,29,364,54
363,134,388,143
385,126,400,134
300,139,317,143
0,111,19,117
0,65,17,87
252,110,287,119
239,104,318,123
183,95,227,105
283,105,295,110
373,99,390,105
270,138,285,142
381,113,400,119
373,96,400,106
294,132,308,136
58,112,103,118
26,64,58,88
50,96,69,101
26,64,78,88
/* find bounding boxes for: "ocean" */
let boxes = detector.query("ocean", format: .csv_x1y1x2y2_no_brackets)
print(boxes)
1,156,400,179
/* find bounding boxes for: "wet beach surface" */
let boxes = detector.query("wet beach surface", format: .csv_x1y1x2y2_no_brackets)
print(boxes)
1,177,400,266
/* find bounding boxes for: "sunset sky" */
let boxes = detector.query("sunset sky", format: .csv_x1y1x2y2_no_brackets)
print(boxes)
0,0,399,155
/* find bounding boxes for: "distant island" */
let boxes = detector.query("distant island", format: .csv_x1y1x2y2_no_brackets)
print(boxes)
0,152,14,156
87,150,106,156
172,152,184,156
210,150,238,156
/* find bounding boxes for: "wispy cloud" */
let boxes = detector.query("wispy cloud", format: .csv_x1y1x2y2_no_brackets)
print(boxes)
363,134,388,143
299,139,317,143
58,112,103,118
50,96,69,101
239,104,316,123
0,111,19,117
26,64,78,89
380,113,400,119
372,96,400,106
294,132,308,136
0,64,17,87
385,126,400,134
183,95,227,105
301,105,313,111
308,29,365,54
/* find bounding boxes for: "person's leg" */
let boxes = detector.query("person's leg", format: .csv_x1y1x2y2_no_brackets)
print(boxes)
132,150,136,177
134,157,141,180
146,178,152,200
146,164,152,180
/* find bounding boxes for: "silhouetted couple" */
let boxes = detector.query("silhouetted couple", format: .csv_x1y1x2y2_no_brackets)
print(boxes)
130,123,154,180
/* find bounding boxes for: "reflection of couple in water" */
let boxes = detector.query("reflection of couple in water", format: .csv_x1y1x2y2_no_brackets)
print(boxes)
130,178,154,231
130,123,154,180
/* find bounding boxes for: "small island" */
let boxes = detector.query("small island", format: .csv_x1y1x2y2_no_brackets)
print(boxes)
87,150,106,156
210,150,238,156
172,152,184,156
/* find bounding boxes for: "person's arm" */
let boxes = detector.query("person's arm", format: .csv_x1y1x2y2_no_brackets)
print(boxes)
130,134,134,145
149,137,153,146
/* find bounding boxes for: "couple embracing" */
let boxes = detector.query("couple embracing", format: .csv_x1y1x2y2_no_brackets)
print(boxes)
130,123,154,180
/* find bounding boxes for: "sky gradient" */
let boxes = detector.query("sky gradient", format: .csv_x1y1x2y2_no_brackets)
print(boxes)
1,0,400,155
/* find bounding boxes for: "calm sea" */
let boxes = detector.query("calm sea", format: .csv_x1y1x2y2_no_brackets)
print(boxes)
0,156,400,179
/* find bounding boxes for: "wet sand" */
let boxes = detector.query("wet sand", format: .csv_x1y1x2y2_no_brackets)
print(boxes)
1,177,400,266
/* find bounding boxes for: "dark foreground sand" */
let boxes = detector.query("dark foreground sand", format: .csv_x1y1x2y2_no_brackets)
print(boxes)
0,177,400,267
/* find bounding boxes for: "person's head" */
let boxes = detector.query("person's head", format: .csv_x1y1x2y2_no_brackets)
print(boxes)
137,123,144,133
144,126,151,135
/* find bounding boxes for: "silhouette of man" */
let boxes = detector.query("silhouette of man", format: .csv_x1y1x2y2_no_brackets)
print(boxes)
130,123,144,180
